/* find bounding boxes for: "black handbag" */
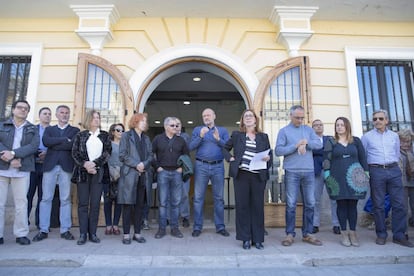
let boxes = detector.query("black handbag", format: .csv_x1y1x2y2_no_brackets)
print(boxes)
108,181,118,200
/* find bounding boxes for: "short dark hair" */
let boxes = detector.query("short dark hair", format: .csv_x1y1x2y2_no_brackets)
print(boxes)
38,107,51,115
12,100,30,111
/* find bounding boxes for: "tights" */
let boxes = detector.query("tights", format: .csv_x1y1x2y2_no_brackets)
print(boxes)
336,199,358,231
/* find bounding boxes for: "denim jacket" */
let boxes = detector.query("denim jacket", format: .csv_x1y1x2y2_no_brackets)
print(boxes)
0,118,39,172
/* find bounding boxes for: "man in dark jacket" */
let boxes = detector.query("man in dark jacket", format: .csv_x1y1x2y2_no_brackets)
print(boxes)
0,100,39,245
32,105,79,242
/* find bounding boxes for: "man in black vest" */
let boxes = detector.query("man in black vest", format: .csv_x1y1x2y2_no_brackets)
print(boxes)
32,105,79,242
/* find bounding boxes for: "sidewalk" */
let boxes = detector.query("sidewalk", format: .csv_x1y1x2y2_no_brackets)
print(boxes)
0,220,413,268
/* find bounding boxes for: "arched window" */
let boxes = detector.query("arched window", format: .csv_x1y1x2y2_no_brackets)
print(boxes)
74,53,134,130
254,56,311,203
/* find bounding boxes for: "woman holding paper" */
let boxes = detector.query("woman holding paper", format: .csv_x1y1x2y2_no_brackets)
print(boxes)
223,109,272,250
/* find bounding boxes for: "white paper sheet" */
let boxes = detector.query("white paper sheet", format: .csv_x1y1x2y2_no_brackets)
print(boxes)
249,149,270,170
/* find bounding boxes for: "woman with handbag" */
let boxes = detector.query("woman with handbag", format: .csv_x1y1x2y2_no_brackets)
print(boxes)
323,117,369,247
117,113,153,244
103,123,124,235
72,110,112,245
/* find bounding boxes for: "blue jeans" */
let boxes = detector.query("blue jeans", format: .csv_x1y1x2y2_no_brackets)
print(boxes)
284,170,315,237
166,178,190,220
369,166,407,240
39,165,72,234
157,169,182,229
193,160,225,232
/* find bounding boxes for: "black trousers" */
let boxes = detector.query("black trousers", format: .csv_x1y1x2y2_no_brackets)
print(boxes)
77,171,103,235
234,170,266,243
122,177,145,235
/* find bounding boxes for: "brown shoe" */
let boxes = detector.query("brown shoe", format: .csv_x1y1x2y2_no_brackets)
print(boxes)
375,237,386,245
393,238,414,248
302,234,322,246
281,234,294,246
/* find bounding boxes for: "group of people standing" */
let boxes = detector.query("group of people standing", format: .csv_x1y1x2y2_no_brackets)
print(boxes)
276,105,413,248
0,100,413,250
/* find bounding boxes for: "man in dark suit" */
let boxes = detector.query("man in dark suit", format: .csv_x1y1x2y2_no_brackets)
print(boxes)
311,119,340,235
27,107,51,229
32,105,80,242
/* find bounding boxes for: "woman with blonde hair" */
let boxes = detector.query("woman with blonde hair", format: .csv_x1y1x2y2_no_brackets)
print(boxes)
223,109,272,250
72,110,112,245
398,129,414,228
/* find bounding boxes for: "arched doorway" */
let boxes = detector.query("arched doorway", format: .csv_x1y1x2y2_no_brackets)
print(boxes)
131,53,254,225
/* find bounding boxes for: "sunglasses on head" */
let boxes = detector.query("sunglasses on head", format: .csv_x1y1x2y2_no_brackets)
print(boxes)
373,117,385,122
114,128,124,133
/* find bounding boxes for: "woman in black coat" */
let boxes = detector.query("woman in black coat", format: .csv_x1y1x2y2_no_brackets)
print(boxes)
223,109,272,250
117,113,153,244
72,110,111,245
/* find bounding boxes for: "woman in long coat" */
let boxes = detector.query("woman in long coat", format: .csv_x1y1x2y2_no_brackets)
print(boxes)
117,113,153,244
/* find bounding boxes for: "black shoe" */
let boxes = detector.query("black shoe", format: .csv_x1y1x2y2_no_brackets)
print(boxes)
242,241,251,250
254,242,264,250
192,230,201,237
333,226,341,235
393,237,414,248
133,235,146,243
0,237,3,244
61,231,75,240
77,234,87,245
312,226,319,234
89,234,100,243
217,229,230,237
375,237,386,245
155,229,166,239
122,237,131,245
171,228,184,238
16,237,31,245
32,231,48,242
182,218,190,228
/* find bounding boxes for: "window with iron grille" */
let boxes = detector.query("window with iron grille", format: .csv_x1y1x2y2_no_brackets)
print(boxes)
357,60,414,132
85,63,122,131
0,56,31,120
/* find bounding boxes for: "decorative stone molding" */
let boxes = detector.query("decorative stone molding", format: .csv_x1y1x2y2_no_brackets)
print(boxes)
269,6,318,57
71,4,120,55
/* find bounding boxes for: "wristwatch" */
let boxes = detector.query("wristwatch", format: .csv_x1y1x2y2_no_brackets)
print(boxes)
10,150,15,157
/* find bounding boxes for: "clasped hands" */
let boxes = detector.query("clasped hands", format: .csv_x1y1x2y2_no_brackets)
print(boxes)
296,139,308,155
84,161,97,175
200,127,220,141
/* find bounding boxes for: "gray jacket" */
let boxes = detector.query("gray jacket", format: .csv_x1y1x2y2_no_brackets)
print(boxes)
0,118,39,172
117,130,154,204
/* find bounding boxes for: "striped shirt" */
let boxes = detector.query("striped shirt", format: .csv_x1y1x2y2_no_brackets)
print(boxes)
239,137,258,173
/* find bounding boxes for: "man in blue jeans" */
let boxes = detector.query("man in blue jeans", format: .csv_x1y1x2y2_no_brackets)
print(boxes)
361,109,413,247
190,108,230,237
152,117,189,239
32,105,79,242
275,105,322,246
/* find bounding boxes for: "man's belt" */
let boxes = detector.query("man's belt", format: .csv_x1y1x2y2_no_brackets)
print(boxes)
369,162,398,169
196,158,223,165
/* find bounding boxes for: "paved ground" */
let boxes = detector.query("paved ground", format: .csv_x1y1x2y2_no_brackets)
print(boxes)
0,219,413,269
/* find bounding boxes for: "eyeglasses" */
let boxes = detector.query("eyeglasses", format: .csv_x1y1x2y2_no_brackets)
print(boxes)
244,113,255,118
373,117,385,122
114,129,124,133
169,124,180,128
294,116,305,120
15,106,29,111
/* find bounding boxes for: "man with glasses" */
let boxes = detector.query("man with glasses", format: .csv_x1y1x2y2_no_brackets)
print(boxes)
190,108,230,238
152,117,189,239
275,105,322,247
32,105,80,242
0,100,39,245
361,109,413,247
311,119,341,235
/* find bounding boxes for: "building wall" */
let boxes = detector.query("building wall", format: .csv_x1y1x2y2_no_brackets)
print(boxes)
1,17,414,135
